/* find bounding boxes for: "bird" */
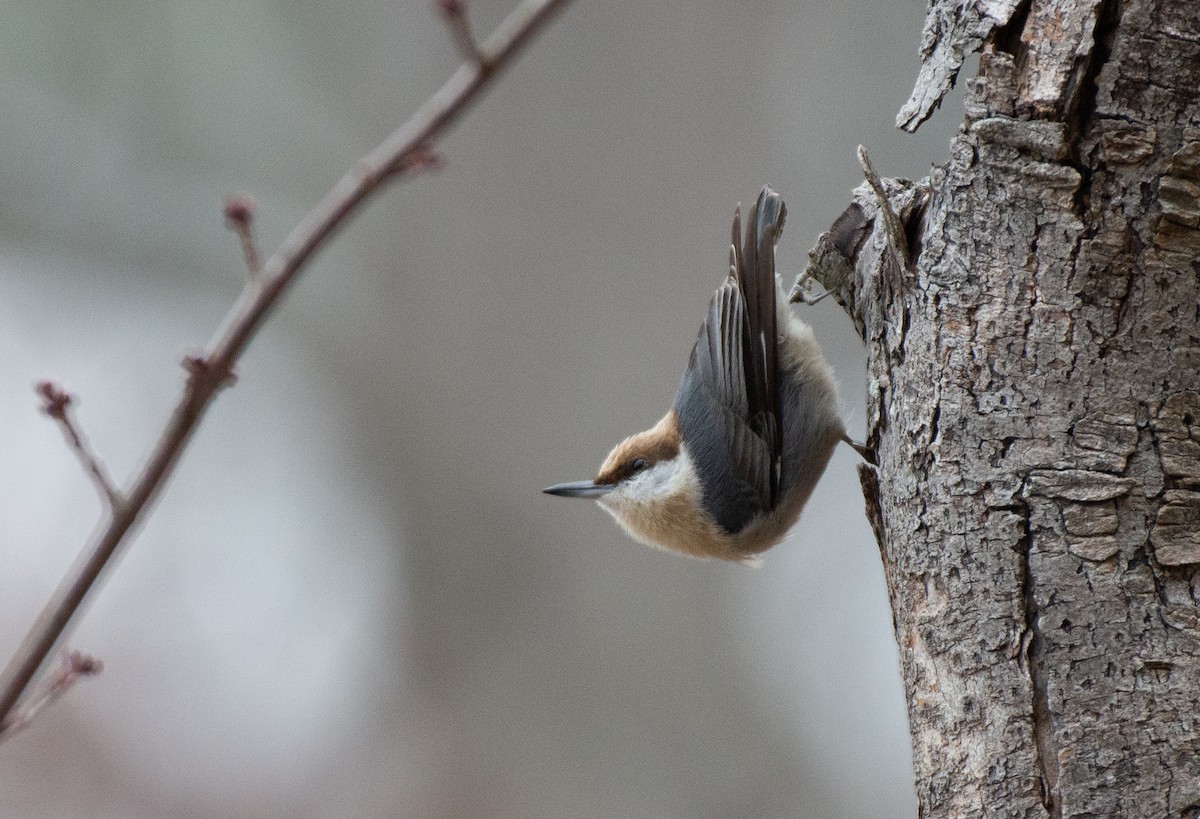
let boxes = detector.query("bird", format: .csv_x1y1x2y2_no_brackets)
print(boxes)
544,186,866,566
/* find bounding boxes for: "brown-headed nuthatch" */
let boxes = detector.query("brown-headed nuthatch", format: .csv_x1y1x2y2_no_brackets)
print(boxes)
545,186,866,566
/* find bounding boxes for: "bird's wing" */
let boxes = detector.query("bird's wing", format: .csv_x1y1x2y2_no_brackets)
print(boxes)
673,187,786,534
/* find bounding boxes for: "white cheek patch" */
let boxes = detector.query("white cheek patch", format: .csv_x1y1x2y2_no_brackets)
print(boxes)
595,449,697,513
620,460,676,500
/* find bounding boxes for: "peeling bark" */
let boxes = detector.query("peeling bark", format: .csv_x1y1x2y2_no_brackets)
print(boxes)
897,0,1025,132
812,0,1200,814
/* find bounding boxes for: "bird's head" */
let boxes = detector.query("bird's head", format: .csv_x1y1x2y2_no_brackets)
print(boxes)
545,409,680,498
545,410,754,562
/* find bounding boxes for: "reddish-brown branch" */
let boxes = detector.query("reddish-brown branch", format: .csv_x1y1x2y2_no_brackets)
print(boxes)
0,0,572,739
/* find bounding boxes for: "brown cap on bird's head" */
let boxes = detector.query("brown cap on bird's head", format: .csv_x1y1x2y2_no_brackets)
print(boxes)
594,412,681,486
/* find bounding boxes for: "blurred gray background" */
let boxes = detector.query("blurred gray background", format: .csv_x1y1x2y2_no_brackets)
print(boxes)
0,1,962,817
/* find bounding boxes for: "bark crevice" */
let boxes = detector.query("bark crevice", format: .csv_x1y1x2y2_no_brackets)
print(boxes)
1019,492,1060,819
1069,0,1124,147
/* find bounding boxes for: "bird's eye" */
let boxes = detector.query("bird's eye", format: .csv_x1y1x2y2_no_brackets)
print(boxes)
630,457,648,472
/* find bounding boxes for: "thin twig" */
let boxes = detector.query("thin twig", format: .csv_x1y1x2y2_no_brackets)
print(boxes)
35,381,124,511
0,651,102,737
0,0,572,739
857,145,910,270
438,0,489,68
223,194,262,277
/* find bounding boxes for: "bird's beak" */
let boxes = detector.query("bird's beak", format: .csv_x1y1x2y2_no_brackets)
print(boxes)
543,480,614,499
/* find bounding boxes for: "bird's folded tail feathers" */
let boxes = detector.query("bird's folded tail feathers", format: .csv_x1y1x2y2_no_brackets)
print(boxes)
734,186,786,501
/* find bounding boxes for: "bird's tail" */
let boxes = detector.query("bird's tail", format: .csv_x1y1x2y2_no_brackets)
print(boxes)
731,186,786,497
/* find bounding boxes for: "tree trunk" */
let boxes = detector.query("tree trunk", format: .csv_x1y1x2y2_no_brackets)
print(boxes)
808,0,1200,815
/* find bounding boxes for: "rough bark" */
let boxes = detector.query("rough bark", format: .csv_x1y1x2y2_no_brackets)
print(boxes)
807,0,1200,815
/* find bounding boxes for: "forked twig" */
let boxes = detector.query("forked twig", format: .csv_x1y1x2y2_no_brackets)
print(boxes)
35,381,124,511
438,0,490,68
0,0,571,738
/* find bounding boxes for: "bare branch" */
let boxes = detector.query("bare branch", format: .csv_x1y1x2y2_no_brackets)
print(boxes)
35,381,124,511
223,194,262,277
857,145,910,270
0,651,102,736
0,0,572,740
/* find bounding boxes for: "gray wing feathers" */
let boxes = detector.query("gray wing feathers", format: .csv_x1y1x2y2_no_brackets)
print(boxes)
673,186,787,534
